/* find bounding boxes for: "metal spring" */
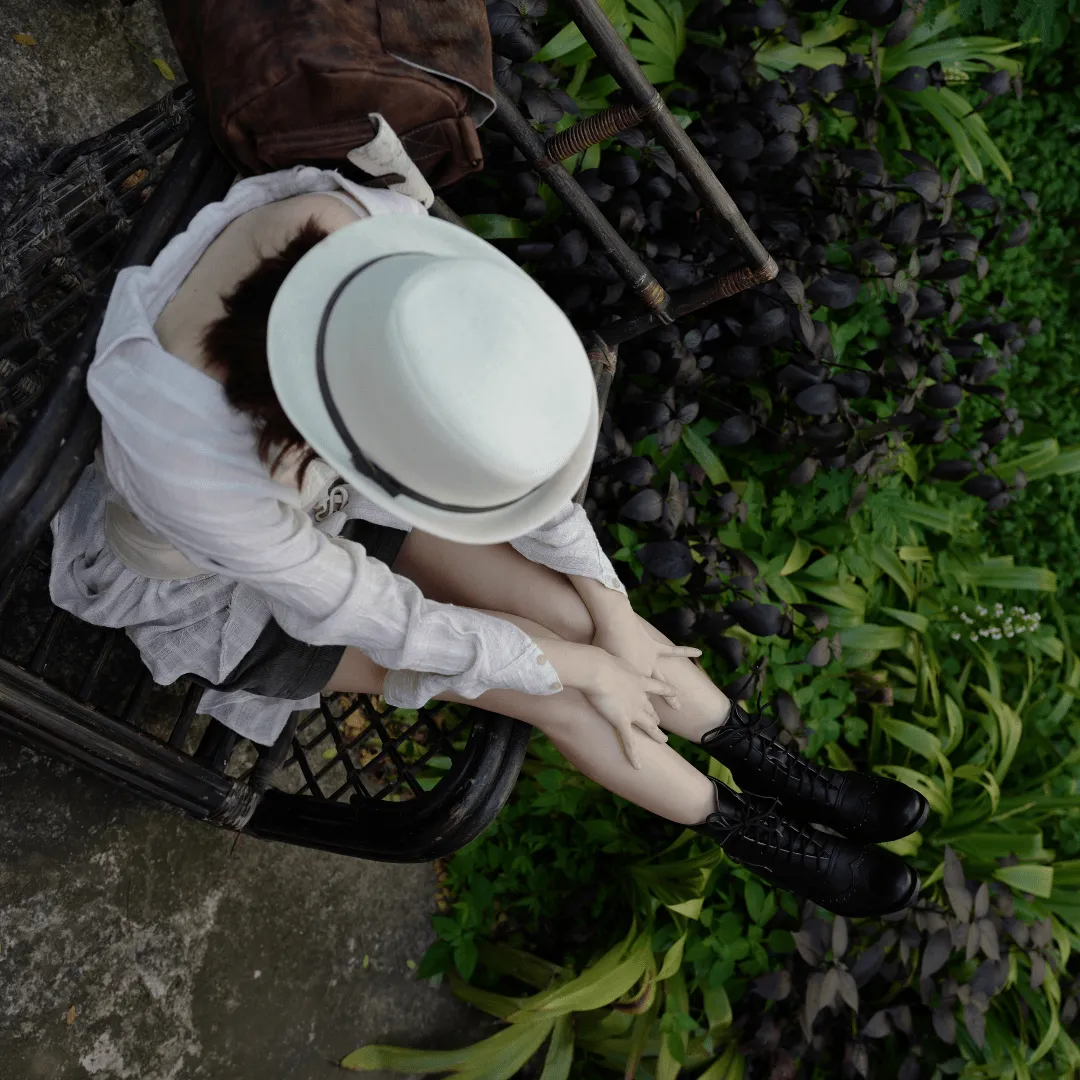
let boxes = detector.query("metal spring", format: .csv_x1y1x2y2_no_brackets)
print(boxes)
712,257,780,300
541,102,642,165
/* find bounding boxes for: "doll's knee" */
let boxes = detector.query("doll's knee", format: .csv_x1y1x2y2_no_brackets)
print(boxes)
551,590,595,644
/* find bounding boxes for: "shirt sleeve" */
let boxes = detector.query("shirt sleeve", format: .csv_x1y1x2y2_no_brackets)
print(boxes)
91,349,563,710
510,499,627,596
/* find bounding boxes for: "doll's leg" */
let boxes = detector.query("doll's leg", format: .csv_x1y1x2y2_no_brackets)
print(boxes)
393,531,730,741
324,624,717,826
393,532,596,644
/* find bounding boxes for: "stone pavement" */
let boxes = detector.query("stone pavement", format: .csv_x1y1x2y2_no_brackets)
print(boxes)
0,738,483,1080
0,2,486,1076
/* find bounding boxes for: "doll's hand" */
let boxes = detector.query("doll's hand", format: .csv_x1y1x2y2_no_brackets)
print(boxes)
591,609,702,688
581,652,678,770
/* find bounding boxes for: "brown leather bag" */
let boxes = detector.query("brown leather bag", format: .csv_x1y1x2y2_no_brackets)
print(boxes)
162,0,495,189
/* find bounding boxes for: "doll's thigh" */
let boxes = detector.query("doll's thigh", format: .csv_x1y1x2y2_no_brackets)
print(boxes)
324,647,388,695
393,531,595,644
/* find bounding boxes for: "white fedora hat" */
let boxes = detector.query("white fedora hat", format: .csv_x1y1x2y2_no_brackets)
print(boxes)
267,214,598,545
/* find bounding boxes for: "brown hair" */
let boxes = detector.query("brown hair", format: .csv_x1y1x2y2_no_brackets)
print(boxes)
200,217,328,483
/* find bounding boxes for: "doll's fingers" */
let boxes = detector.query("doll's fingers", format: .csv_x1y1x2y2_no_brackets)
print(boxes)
645,678,680,704
652,670,682,709
669,645,703,658
638,711,668,744
619,724,642,770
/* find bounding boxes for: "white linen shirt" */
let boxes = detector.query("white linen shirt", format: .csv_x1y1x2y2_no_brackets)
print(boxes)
48,166,625,746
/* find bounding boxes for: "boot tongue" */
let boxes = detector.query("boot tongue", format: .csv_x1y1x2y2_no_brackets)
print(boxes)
711,779,750,820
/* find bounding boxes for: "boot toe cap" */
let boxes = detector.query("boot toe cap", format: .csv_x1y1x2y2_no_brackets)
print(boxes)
829,849,920,917
849,777,930,842
867,853,920,913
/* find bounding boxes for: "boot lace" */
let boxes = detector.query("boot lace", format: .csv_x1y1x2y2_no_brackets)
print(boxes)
710,793,831,869
716,698,844,807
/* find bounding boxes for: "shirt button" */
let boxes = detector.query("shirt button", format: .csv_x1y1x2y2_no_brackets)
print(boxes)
549,682,561,691
536,653,547,664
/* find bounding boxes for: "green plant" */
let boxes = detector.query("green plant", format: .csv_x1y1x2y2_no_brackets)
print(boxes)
537,0,693,94
755,5,1025,181
949,0,1080,52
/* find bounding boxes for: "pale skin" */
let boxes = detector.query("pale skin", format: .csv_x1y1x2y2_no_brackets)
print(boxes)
155,190,732,828
324,531,731,826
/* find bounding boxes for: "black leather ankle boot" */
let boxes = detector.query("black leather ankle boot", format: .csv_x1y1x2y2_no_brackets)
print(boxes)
701,701,929,843
697,779,921,917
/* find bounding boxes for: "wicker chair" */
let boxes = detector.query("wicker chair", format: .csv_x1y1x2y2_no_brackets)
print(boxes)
0,0,774,861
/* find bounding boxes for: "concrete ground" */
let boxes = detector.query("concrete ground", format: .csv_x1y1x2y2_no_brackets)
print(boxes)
0,739,483,1080
1,0,185,210
0,3,486,1077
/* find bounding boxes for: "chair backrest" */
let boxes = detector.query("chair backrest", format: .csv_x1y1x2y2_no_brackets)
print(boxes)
0,88,235,580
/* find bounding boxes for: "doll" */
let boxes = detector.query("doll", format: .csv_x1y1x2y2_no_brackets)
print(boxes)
50,160,926,919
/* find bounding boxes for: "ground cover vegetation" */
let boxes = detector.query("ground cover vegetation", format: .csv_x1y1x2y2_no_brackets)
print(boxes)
344,1,1080,1076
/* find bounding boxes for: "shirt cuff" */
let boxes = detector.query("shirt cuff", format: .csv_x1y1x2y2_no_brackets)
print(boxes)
382,638,562,709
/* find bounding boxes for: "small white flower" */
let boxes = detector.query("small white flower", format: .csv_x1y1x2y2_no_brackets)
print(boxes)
952,606,959,613
970,632,978,641
977,606,987,616
994,603,1004,616
952,632,961,640
1006,631,1014,638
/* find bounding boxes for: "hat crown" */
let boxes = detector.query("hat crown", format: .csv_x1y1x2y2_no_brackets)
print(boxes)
323,253,594,507
267,210,599,543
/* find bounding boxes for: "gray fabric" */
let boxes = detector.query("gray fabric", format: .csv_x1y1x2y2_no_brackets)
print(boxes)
184,619,346,699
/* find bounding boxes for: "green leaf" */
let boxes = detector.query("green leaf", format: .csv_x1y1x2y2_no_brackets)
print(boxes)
875,765,951,816
994,438,1060,482
871,547,917,604
943,695,964,755
994,864,1054,899
952,832,1046,863
539,1015,574,1080
695,1043,745,1080
628,2,676,58
840,624,908,651
954,564,1057,592
682,425,729,485
536,0,630,59
511,932,651,1018
798,580,868,615
939,87,1013,182
780,537,812,577
464,214,531,240
1035,444,1080,479
667,897,705,919
478,943,567,989
448,975,524,1020
972,685,1023,783
906,88,983,180
657,934,687,980
878,717,942,760
898,545,933,562
881,606,929,633
152,57,176,81
703,984,732,1034
455,938,480,981
744,879,765,924
341,1016,554,1074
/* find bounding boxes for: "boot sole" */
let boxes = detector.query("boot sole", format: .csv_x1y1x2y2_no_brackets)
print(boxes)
910,797,931,835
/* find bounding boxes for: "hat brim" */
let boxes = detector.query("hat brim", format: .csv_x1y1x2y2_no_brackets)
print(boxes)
267,213,598,545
